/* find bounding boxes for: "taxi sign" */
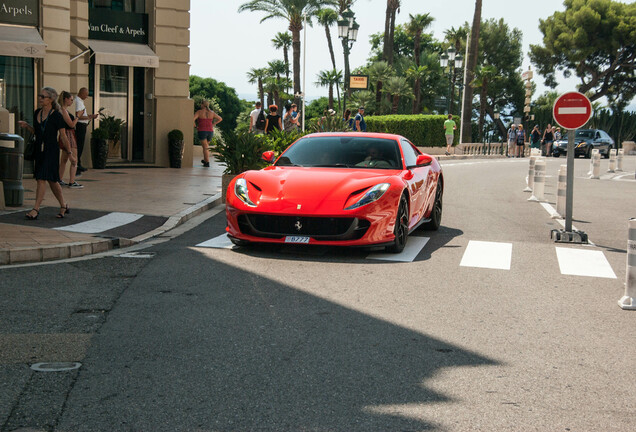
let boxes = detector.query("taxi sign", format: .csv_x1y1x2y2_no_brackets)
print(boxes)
553,92,592,130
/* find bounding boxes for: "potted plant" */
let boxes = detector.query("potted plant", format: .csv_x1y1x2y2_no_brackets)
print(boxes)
167,129,184,168
99,114,126,158
213,130,270,202
90,127,109,169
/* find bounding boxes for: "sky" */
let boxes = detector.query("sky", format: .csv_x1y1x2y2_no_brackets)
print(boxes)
188,0,620,106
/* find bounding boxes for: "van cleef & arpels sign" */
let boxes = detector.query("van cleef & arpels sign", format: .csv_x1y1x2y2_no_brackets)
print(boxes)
89,9,148,44
0,0,39,26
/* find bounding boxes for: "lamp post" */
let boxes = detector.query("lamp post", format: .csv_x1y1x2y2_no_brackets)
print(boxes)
338,8,359,113
439,47,463,114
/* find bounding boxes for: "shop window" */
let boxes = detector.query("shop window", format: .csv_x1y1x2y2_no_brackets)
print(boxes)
0,56,34,138
89,0,145,13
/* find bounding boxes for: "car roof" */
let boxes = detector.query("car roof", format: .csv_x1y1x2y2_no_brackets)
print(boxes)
302,132,404,141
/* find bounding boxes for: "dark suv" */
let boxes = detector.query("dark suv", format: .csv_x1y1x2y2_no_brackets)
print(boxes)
552,129,615,158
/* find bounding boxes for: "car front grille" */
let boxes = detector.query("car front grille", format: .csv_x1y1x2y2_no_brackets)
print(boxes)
237,214,370,241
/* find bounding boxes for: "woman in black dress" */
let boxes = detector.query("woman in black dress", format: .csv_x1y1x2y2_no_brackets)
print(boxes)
57,91,81,188
18,87,74,219
264,104,282,134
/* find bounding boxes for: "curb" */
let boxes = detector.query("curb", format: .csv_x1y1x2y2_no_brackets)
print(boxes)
0,192,223,266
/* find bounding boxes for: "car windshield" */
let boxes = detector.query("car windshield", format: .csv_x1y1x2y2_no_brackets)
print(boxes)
276,136,402,169
576,130,594,139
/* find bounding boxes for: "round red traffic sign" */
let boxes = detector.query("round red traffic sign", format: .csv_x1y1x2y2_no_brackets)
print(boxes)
553,92,592,130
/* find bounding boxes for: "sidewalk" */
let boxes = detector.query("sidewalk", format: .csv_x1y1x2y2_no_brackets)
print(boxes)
0,153,224,265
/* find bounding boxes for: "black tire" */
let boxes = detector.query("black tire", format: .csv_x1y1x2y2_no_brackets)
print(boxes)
553,152,560,158
386,194,409,253
604,145,612,159
586,146,592,159
423,180,443,231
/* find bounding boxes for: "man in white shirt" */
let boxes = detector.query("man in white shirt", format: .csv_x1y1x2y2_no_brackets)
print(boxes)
249,101,265,134
75,88,99,172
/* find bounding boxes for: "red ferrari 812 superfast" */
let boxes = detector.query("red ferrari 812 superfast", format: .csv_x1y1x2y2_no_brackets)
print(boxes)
225,132,443,253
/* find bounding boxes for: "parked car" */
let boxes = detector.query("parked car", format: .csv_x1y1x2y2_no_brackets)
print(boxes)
225,132,443,253
552,129,615,158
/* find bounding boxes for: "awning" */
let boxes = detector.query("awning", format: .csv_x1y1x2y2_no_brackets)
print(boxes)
88,39,159,68
0,26,46,58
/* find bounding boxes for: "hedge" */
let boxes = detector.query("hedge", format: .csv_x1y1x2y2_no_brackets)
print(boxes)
366,114,460,147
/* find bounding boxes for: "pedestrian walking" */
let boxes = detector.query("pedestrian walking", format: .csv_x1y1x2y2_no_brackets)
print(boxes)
249,101,266,134
283,103,299,133
542,123,554,156
530,125,542,150
194,99,222,167
507,123,517,157
18,86,73,220
74,87,98,173
264,105,282,134
354,107,366,132
57,91,82,188
554,126,562,141
343,109,353,130
443,114,456,155
516,124,526,157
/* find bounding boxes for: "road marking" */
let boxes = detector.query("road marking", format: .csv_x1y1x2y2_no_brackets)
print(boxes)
54,212,144,234
368,236,430,262
555,247,617,279
460,240,512,270
196,234,234,249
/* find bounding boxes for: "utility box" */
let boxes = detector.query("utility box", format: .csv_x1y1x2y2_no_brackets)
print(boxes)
0,133,25,207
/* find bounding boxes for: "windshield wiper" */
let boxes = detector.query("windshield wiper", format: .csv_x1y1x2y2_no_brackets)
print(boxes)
312,163,353,168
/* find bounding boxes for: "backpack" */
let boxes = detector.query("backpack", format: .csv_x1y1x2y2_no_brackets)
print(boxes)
255,109,266,130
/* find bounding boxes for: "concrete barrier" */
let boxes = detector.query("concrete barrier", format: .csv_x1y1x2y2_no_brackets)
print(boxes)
554,165,567,219
587,149,599,176
607,149,617,173
616,149,624,171
528,158,545,202
523,156,536,192
618,218,636,310
622,141,635,155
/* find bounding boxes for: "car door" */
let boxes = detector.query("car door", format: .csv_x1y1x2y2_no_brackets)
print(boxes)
400,139,429,227
593,130,606,153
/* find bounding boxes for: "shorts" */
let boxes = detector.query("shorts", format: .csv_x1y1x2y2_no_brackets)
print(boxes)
197,131,213,142
445,134,454,146
58,129,77,150
517,141,525,146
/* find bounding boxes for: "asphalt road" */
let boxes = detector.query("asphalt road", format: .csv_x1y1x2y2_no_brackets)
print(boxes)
1,156,634,431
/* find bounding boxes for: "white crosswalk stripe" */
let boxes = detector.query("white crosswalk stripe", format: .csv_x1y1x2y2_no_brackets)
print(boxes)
368,236,429,262
555,247,617,279
54,212,144,234
460,240,512,270
196,234,234,249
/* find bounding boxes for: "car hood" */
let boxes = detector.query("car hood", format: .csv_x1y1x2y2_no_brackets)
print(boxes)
240,167,396,213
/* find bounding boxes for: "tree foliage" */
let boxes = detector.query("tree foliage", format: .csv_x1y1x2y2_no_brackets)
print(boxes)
189,76,246,132
529,0,636,109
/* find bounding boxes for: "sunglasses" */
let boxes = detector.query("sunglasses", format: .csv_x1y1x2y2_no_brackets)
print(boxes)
38,94,49,99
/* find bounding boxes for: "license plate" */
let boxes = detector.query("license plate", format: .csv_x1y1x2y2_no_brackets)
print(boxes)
285,236,310,244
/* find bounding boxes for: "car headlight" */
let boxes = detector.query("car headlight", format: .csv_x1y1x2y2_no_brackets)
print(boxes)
234,178,257,207
345,183,390,210
576,141,587,148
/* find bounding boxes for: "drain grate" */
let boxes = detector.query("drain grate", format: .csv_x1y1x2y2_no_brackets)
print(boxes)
31,362,82,372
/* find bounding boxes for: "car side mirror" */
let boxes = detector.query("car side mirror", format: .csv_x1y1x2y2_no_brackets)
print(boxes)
262,151,276,163
416,154,432,166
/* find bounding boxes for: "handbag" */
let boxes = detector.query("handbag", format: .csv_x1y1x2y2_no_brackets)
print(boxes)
24,135,37,161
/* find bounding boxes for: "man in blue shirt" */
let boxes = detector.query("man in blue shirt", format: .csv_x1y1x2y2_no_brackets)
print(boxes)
354,107,366,132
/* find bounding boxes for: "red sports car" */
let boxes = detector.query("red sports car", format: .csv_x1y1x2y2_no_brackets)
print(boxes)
225,132,443,253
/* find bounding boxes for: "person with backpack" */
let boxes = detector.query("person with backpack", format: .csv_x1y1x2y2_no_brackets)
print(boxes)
250,101,266,134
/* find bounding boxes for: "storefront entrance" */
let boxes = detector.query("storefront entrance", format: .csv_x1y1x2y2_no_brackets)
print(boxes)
95,64,145,162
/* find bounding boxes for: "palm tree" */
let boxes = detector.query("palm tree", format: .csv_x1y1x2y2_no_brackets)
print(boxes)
406,13,434,114
382,76,413,114
406,65,428,114
444,25,468,116
315,69,342,109
272,31,292,93
268,59,289,108
246,67,269,107
461,0,482,143
349,90,375,112
239,0,337,109
382,0,400,66
317,8,341,111
472,64,498,141
367,61,394,114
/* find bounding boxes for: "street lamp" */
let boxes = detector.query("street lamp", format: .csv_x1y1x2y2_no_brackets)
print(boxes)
338,8,359,112
439,48,463,114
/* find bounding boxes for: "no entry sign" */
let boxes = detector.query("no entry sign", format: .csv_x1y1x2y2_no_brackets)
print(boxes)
553,92,593,130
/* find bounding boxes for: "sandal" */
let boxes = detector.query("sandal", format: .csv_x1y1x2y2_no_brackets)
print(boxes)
25,209,39,220
56,204,70,218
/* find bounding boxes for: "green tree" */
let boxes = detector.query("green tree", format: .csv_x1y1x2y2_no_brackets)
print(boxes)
317,8,341,109
189,76,243,132
239,0,338,109
406,65,428,114
406,13,434,114
461,0,482,143
472,64,499,141
383,0,400,66
315,69,343,109
529,0,636,109
272,32,293,93
366,61,394,112
382,76,413,114
246,67,268,107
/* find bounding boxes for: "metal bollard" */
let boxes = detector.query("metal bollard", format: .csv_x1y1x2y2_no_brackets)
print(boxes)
607,149,617,173
554,165,567,219
589,151,601,179
616,149,623,171
528,158,545,202
618,218,636,310
524,156,537,192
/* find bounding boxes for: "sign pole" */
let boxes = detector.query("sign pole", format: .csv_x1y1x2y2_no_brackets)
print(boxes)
565,129,575,233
